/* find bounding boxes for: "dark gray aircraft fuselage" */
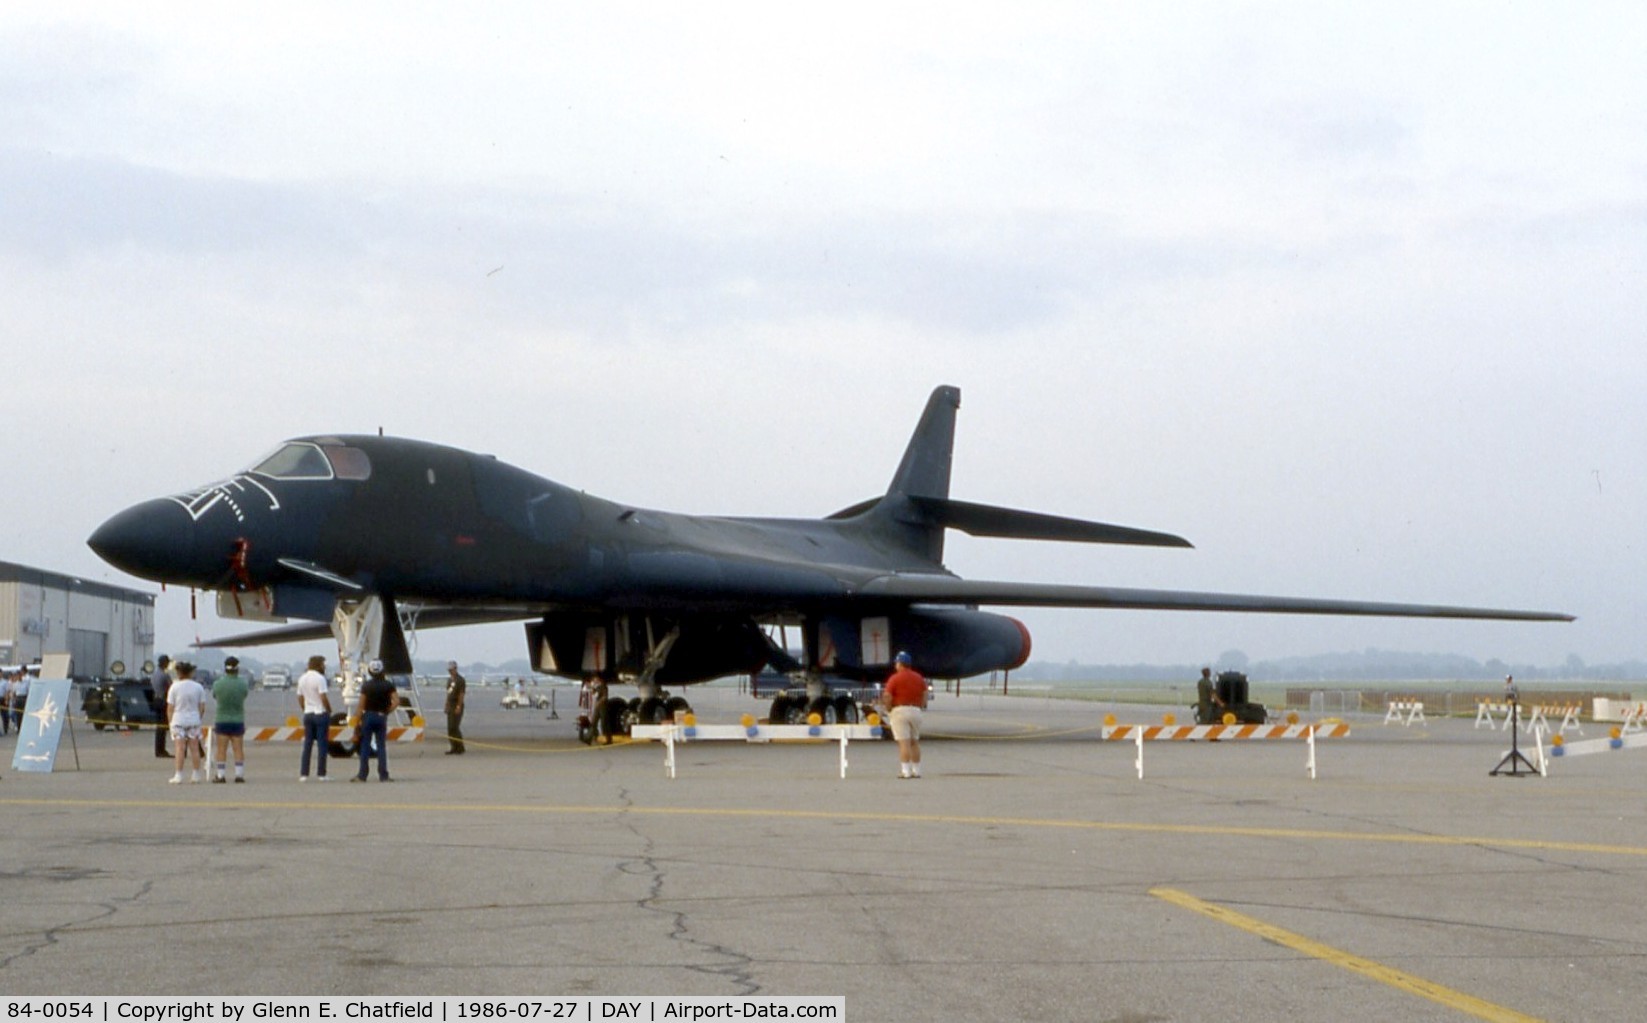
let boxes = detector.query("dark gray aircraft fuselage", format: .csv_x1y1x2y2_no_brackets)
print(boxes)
88,386,1571,686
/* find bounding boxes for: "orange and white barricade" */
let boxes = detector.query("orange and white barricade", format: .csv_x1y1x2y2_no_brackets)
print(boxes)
250,718,424,743
1101,718,1349,780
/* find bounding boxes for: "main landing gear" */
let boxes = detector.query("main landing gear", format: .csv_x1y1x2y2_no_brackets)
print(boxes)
575,621,693,745
766,692,861,726
577,692,695,745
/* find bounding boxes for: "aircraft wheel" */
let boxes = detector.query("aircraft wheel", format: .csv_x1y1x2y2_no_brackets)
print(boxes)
807,697,838,724
327,712,358,758
833,696,859,724
768,695,790,724
664,695,692,719
638,696,667,725
785,701,810,725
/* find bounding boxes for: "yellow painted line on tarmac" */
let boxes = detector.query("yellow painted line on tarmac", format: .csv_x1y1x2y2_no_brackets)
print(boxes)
1150,887,1545,1023
5,796,1647,860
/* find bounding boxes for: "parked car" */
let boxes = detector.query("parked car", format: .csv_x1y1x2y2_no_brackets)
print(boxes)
261,666,292,689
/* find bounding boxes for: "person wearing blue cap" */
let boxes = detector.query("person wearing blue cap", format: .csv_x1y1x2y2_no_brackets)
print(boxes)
879,651,929,779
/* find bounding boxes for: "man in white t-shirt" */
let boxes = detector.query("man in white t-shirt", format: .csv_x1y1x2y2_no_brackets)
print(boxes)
296,655,334,781
165,661,207,784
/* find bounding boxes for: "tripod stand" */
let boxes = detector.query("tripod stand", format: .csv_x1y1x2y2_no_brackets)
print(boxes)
1490,695,1540,777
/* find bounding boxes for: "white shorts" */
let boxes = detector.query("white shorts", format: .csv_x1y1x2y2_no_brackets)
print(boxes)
170,724,203,742
889,705,923,741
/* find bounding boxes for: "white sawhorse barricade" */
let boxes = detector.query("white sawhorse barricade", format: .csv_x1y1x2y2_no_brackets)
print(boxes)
1474,701,1513,730
630,720,883,778
1383,700,1425,726
1100,721,1350,780
1474,701,1584,735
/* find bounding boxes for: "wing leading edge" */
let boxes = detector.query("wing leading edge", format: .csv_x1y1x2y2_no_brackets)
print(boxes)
857,574,1575,622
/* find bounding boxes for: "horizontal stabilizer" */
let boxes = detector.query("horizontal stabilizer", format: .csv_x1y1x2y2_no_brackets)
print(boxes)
909,496,1193,548
858,574,1575,622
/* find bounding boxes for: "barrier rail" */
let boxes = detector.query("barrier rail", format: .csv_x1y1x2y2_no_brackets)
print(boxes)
1100,721,1348,780
248,724,423,743
1550,726,1647,760
629,719,883,778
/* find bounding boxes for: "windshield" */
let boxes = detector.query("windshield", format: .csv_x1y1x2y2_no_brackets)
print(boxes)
247,442,372,481
249,443,333,480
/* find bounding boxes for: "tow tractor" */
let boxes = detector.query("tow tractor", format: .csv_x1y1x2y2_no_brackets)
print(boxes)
1193,670,1268,725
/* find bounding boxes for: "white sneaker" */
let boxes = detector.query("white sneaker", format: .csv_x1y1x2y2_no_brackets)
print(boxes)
315,776,332,782
190,771,202,783
168,773,183,785
299,775,309,782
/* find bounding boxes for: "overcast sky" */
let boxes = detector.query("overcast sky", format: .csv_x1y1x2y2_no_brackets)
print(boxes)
5,3,1644,671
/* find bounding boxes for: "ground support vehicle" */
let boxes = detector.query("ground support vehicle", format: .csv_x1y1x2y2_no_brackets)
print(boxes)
80,679,162,732
501,688,550,710
1193,670,1269,725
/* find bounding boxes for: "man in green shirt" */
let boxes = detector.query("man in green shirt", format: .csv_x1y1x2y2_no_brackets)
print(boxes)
211,656,251,783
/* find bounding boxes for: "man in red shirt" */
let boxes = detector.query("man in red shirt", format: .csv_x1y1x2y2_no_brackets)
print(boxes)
880,651,928,779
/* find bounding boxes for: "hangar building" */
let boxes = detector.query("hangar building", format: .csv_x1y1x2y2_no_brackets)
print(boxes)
0,560,156,676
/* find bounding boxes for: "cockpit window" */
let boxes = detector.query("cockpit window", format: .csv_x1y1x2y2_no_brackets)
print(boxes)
248,443,334,480
323,446,372,480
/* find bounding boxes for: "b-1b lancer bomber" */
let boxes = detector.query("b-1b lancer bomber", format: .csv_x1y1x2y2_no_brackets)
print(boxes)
88,386,1570,735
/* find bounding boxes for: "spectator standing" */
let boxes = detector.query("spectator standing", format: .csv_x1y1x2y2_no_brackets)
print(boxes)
150,655,172,759
9,669,30,735
296,655,332,781
879,651,928,779
211,656,250,783
166,662,206,784
353,660,399,782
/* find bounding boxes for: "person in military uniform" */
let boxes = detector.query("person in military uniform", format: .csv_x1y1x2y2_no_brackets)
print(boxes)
444,660,466,755
1195,667,1225,724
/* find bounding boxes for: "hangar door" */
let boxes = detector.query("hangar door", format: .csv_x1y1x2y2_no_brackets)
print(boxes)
67,629,107,678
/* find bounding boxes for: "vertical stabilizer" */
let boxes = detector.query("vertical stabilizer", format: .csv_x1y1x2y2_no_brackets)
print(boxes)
888,386,960,499
871,385,960,563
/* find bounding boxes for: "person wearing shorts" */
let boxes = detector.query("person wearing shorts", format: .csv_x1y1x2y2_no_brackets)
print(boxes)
166,661,207,784
211,656,250,783
880,651,928,779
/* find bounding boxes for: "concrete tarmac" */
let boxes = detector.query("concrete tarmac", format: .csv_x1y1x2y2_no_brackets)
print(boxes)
3,684,1644,1022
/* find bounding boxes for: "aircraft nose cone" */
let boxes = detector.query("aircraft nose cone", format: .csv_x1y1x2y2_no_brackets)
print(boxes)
88,498,198,583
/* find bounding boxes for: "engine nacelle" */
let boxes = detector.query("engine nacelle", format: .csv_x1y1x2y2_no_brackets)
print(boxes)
527,607,1031,686
526,613,770,686
816,607,1031,679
